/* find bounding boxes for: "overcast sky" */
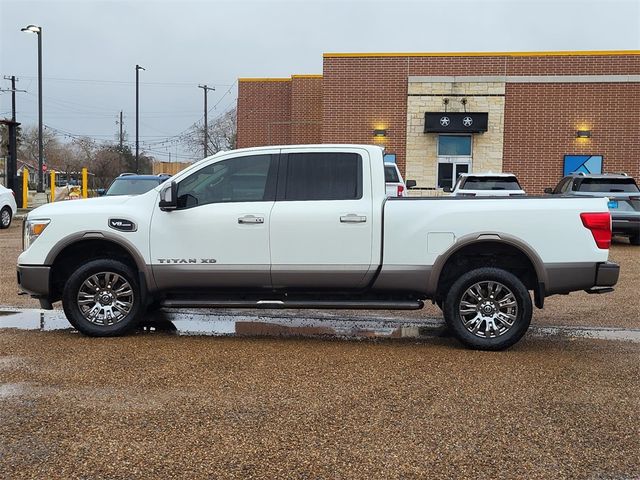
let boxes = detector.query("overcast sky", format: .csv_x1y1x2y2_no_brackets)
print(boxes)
1,0,639,162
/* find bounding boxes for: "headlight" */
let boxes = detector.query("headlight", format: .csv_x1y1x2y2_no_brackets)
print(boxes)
23,218,50,250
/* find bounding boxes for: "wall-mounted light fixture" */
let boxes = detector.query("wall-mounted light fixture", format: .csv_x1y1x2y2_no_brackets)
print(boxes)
373,129,387,137
576,129,592,138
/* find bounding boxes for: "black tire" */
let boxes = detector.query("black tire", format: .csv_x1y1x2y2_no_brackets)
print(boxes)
630,233,640,246
443,267,532,351
0,206,11,229
62,259,144,337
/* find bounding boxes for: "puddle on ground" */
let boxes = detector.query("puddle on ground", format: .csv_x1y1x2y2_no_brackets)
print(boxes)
0,308,639,343
0,308,445,340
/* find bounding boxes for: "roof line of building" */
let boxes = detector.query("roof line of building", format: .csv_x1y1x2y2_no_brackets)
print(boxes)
239,74,323,82
291,74,323,79
238,77,292,82
323,50,640,58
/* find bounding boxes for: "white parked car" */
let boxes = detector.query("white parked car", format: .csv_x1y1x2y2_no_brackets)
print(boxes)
0,184,17,229
18,145,618,350
384,162,409,197
447,173,526,197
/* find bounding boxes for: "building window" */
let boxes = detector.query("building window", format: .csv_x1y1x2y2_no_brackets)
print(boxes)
437,135,472,189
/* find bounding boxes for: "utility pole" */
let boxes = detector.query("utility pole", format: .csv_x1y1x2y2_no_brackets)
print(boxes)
118,110,124,149
135,64,145,173
1,76,26,196
198,84,215,158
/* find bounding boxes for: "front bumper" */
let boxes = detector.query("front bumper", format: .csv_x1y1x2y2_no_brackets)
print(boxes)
17,265,51,308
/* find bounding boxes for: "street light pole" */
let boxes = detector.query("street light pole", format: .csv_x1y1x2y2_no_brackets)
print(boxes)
21,24,44,192
135,64,145,173
198,84,215,158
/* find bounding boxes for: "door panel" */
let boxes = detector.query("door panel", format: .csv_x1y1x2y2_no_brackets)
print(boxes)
269,149,374,289
150,151,278,290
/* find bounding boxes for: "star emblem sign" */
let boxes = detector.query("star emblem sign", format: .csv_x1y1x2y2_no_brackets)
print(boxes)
440,116,450,127
463,116,473,127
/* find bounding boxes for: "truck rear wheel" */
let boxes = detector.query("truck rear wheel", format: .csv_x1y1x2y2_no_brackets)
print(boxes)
443,267,532,351
62,259,144,336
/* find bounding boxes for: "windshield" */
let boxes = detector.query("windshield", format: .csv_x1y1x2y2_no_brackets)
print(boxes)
384,165,400,183
106,178,161,196
461,176,521,190
576,178,640,193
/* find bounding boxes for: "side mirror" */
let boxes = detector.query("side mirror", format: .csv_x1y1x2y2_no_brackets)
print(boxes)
405,179,417,189
97,189,106,197
159,181,177,211
543,187,553,194
443,186,452,193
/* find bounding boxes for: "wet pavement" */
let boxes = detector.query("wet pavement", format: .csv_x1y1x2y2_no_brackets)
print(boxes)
2,306,639,344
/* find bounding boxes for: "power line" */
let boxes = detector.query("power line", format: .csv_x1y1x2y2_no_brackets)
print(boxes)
13,74,233,88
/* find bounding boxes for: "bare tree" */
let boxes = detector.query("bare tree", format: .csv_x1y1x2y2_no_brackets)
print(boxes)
18,126,60,167
185,108,237,158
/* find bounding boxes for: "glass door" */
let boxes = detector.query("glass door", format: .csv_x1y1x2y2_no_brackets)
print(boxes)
437,135,472,189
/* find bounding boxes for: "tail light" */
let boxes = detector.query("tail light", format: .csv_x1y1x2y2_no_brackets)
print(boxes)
397,185,405,197
580,212,611,249
11,190,15,198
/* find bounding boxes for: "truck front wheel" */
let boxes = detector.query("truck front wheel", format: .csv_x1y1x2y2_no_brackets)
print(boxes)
443,268,532,350
62,259,144,336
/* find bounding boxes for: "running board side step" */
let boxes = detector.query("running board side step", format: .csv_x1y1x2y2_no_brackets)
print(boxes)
160,299,424,310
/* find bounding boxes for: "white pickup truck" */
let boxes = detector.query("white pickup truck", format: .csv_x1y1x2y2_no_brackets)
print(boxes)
17,145,620,350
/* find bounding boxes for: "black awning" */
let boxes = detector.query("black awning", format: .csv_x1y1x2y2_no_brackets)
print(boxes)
424,112,488,133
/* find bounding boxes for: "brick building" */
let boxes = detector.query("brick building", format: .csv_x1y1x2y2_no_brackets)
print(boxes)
237,51,640,193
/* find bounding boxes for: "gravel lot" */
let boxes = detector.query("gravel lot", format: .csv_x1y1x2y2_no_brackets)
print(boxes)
1,330,639,479
2,220,639,328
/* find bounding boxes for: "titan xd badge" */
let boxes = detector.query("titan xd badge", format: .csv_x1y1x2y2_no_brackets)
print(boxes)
157,258,217,264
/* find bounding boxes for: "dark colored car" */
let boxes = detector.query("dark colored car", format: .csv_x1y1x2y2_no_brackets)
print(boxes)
105,173,172,196
545,173,640,245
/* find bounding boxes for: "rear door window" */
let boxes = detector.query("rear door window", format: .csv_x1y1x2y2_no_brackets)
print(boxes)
283,152,362,201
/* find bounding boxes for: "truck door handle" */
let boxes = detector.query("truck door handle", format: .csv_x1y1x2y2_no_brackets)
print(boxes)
238,215,264,224
340,214,367,223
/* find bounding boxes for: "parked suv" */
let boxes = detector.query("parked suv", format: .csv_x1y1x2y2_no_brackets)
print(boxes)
384,163,409,197
545,173,640,245
446,173,526,197
105,173,172,196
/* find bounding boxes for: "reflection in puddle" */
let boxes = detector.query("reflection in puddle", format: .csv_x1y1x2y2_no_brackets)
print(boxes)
0,307,639,343
0,307,443,340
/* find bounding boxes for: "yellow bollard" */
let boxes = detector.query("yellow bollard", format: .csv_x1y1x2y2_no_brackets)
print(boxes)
82,168,88,199
50,170,56,203
22,168,28,209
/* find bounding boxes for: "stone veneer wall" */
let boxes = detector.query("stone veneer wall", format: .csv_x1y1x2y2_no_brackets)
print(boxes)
405,80,506,190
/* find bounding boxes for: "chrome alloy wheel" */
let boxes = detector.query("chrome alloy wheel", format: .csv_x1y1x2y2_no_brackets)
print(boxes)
0,209,10,227
77,272,134,326
458,281,518,339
